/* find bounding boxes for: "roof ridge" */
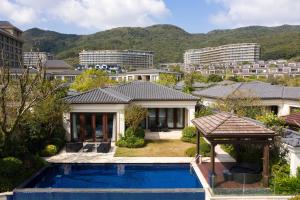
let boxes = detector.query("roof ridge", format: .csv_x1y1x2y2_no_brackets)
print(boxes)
103,88,132,102
226,82,242,99
150,81,197,98
63,87,99,100
208,112,232,134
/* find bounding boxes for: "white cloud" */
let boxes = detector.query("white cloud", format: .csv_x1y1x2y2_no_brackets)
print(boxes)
210,0,300,28
0,0,170,30
0,0,37,24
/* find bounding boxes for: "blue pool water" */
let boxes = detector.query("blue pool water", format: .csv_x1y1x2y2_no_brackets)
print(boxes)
23,163,202,189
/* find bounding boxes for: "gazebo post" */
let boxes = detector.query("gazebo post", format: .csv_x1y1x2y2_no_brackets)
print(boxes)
196,130,200,163
263,142,270,187
211,142,216,175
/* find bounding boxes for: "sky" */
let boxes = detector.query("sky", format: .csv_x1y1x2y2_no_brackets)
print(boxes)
0,0,300,35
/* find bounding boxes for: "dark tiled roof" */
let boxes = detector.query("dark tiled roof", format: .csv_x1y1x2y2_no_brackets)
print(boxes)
65,81,198,104
193,81,300,100
51,70,82,75
192,112,274,137
107,81,198,101
282,128,300,147
45,60,72,69
64,88,131,104
125,69,181,75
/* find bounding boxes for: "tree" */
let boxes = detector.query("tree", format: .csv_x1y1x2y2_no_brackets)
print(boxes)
207,74,223,82
169,65,182,73
70,69,115,92
125,104,147,131
183,73,194,93
157,73,177,87
0,60,61,144
214,89,265,118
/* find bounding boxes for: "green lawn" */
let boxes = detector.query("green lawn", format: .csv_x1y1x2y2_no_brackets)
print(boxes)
114,140,195,157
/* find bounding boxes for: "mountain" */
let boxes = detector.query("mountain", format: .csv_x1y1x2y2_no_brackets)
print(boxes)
22,24,300,65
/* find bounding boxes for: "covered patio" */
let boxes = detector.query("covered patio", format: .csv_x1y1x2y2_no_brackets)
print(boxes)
192,112,276,188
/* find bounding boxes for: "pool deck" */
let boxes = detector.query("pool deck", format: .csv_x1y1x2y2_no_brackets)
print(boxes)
46,144,235,164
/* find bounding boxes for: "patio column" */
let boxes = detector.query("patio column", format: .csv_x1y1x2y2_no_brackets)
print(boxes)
92,114,96,142
186,106,195,126
79,113,85,142
263,143,270,187
196,130,200,163
103,113,108,142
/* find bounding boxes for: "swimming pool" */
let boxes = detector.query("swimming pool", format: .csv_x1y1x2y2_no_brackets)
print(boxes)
14,163,205,200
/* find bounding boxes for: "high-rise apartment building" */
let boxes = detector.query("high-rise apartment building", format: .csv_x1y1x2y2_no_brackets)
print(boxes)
79,50,154,69
23,52,54,67
0,21,23,68
184,43,260,66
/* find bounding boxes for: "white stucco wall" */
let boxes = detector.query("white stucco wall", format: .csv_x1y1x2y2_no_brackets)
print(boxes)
287,145,300,176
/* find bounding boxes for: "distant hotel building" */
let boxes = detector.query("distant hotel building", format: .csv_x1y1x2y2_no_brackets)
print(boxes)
23,52,54,67
184,43,260,66
0,21,23,68
79,50,154,69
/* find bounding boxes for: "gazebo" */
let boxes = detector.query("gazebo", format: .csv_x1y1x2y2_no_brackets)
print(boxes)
192,112,276,187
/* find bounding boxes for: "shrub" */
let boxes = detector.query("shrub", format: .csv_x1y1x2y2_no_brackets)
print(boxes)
195,106,213,118
125,127,145,139
116,127,145,148
0,157,23,177
257,112,285,128
272,176,300,194
135,127,145,138
207,74,223,82
185,141,211,157
116,136,145,148
42,144,58,157
181,126,197,143
297,167,300,178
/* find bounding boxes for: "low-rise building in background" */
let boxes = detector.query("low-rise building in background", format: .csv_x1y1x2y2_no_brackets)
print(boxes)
23,51,54,67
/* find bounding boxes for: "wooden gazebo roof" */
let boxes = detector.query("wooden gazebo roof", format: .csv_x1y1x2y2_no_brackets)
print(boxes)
192,112,275,138
192,112,276,187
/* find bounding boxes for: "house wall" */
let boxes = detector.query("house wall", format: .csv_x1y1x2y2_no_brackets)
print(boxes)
65,100,197,141
201,97,300,117
287,145,300,176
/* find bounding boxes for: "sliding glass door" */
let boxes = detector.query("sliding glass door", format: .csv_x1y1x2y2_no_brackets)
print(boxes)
147,108,185,130
70,113,114,142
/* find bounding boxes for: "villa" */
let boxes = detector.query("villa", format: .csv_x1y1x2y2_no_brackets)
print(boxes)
193,81,300,116
63,81,198,142
109,68,182,82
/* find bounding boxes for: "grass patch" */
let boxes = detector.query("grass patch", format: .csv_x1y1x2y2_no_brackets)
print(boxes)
115,140,194,157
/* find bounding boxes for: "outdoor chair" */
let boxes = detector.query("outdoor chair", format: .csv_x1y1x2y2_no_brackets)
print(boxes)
83,144,95,152
97,140,111,153
66,142,83,152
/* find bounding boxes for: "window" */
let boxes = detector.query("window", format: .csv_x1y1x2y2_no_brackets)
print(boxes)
158,109,167,127
148,108,156,129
